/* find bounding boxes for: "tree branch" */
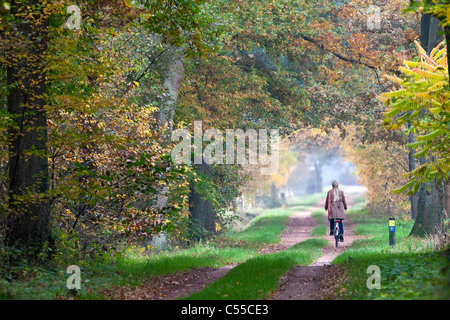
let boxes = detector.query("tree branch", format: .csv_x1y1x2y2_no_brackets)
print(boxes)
122,47,169,96
297,32,402,76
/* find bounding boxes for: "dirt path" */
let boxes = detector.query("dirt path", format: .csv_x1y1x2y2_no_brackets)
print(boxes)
107,265,236,300
107,202,324,300
268,219,358,300
269,191,365,300
107,187,365,300
258,203,323,255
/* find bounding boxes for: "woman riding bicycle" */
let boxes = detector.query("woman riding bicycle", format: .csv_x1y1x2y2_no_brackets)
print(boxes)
324,180,347,242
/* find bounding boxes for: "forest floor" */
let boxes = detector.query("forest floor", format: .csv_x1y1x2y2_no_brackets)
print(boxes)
109,188,365,300
4,186,446,300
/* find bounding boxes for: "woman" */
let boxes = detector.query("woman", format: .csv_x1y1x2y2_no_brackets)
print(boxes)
324,180,347,242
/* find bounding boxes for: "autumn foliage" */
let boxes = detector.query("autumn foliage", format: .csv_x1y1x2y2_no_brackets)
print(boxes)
0,0,447,270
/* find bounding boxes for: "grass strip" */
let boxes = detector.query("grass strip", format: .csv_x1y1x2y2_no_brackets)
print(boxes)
285,192,324,207
311,224,327,237
227,207,294,246
310,209,327,236
183,238,329,300
0,193,326,300
311,209,325,223
332,208,449,300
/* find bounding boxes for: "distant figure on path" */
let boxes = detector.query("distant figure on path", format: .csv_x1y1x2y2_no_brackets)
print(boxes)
324,180,347,242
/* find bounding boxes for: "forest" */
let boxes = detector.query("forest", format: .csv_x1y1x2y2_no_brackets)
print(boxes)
0,0,449,305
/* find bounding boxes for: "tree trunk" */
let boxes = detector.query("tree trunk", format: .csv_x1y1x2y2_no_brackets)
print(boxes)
419,14,431,53
314,159,322,193
445,182,450,223
409,14,444,237
424,11,450,85
158,46,185,129
410,181,445,237
151,44,185,215
420,14,443,55
189,160,216,238
156,46,218,238
269,182,281,208
445,26,450,86
407,122,418,220
5,0,51,260
409,183,418,221
427,16,444,54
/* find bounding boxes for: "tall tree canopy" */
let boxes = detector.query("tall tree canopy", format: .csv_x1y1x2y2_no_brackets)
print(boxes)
0,0,447,267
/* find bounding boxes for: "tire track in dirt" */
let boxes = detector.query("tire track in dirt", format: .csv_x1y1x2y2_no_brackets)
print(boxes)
258,203,323,255
268,218,358,300
107,188,365,300
269,190,365,300
107,265,237,300
106,201,324,300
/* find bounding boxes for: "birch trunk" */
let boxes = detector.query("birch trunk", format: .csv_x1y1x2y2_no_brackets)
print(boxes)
158,46,185,129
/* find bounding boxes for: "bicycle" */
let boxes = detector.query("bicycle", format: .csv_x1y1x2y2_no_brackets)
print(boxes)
334,219,343,247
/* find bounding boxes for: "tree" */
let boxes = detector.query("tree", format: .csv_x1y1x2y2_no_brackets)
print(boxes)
188,161,217,237
379,41,449,236
406,11,443,220
0,0,218,262
406,0,450,81
343,125,411,216
404,2,449,226
3,0,52,260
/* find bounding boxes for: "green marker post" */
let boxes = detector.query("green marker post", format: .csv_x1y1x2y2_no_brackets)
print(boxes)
389,218,395,246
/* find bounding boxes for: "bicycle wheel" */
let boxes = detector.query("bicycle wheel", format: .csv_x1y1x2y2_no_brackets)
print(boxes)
335,235,338,247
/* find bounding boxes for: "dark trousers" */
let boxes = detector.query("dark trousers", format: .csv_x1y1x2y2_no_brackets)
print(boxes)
330,219,344,235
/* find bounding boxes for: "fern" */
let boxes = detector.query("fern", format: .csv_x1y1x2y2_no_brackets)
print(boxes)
428,80,446,91
392,180,415,194
407,140,424,149
398,67,416,77
417,129,442,141
383,74,405,85
406,182,421,196
429,107,443,114
380,89,407,99
430,42,445,60
412,69,446,81
384,107,403,118
413,147,429,158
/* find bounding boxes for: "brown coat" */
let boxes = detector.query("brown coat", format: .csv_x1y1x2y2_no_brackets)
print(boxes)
324,189,347,220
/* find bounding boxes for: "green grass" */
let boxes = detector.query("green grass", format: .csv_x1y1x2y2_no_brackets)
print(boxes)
117,244,256,278
183,238,329,300
310,209,327,236
1,193,325,300
285,191,324,207
311,209,325,223
311,224,327,236
1,228,279,300
227,207,293,246
2,191,352,300
285,205,309,212
332,208,450,300
0,243,259,300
